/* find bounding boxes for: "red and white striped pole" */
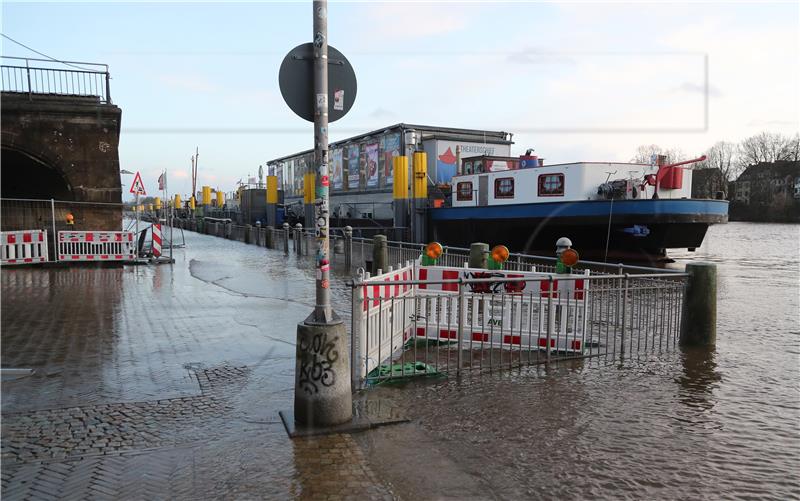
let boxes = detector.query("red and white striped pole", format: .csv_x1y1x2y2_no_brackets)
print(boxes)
152,223,162,258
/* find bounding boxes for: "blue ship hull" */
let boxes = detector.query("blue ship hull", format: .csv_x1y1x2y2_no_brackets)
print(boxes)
430,199,729,258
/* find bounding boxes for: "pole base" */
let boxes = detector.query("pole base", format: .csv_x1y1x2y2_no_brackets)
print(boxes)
294,318,352,427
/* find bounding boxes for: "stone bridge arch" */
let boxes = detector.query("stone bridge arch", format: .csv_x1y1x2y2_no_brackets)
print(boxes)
1,93,123,233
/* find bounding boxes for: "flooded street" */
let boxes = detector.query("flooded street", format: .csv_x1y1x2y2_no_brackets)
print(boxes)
359,222,800,499
2,222,798,499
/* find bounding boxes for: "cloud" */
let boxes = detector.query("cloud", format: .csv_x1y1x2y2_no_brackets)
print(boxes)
158,74,218,93
672,82,721,98
173,171,189,179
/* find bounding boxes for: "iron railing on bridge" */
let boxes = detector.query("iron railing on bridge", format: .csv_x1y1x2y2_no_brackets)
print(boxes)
1,56,111,104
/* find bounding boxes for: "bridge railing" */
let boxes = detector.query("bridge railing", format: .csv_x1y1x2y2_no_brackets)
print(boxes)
0,56,111,104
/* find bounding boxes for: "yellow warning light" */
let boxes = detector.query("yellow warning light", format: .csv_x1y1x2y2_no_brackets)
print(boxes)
491,245,510,264
425,242,443,260
561,248,579,267
65,213,75,225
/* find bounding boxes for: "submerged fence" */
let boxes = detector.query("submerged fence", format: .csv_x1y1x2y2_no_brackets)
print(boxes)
350,259,687,387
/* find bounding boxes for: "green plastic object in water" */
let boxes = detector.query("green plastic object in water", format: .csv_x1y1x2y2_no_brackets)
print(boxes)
368,361,440,380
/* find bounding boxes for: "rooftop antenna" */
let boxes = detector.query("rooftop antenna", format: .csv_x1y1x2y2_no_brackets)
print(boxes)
603,170,617,263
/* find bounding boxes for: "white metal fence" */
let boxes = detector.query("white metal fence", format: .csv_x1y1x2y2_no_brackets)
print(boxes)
351,259,687,386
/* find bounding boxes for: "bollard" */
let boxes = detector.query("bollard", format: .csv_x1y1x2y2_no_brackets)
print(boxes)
295,223,303,255
294,316,352,427
680,262,717,346
469,242,489,269
344,226,353,268
245,224,252,244
266,226,274,249
283,222,290,255
372,235,388,275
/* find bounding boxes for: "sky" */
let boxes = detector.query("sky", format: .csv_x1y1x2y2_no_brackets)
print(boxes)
2,1,798,200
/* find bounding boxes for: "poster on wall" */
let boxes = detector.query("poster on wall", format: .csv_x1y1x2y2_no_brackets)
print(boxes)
332,148,343,190
383,133,401,186
366,143,379,188
347,145,360,189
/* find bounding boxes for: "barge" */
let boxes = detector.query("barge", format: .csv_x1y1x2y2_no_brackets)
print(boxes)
430,155,728,259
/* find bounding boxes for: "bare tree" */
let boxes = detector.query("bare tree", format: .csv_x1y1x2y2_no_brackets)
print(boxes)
631,145,686,164
738,131,798,167
696,141,741,180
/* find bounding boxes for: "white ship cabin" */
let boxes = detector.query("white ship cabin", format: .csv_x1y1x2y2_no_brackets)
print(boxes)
450,157,694,207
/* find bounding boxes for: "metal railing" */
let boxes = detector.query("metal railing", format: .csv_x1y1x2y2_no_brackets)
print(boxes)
351,265,688,386
1,56,112,103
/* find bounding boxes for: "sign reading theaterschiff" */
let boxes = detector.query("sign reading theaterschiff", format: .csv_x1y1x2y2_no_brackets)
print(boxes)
267,124,513,199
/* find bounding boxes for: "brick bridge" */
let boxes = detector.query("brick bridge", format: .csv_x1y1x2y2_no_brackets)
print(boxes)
1,56,122,234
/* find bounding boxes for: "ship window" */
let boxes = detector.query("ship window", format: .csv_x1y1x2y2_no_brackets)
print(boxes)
495,177,515,198
457,182,473,201
538,174,564,196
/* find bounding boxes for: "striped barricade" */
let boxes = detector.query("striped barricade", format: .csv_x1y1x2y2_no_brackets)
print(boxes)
354,263,417,380
1,230,49,265
414,265,590,353
58,231,136,262
152,224,162,257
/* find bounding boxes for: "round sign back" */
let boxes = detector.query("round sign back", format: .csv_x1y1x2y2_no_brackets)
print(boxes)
278,43,357,123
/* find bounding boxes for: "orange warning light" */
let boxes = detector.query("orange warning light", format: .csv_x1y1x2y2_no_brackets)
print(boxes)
65,213,75,225
425,241,443,260
561,248,579,266
491,245,510,264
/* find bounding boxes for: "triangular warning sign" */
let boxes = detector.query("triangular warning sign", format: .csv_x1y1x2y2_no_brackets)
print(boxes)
129,171,147,196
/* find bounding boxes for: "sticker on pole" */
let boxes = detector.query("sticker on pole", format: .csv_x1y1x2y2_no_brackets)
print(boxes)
129,171,147,196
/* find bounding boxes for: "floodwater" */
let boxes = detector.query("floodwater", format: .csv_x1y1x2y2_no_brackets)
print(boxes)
2,222,797,499
357,222,800,500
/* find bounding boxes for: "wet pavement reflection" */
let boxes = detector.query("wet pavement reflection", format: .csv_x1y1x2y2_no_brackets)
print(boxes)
1,230,391,499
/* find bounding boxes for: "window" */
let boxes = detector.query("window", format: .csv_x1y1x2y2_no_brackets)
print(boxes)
457,181,473,201
494,177,514,198
538,174,564,196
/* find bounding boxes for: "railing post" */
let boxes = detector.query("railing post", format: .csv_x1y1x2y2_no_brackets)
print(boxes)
283,222,290,255
105,70,112,104
50,198,57,261
620,274,629,357
344,225,353,269
546,276,554,364
25,59,32,101
351,280,363,392
457,279,465,375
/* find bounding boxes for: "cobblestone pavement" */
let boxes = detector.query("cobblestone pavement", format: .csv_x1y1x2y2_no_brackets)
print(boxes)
1,232,393,500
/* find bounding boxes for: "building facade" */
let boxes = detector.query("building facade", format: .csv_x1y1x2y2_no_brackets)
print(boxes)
266,124,513,222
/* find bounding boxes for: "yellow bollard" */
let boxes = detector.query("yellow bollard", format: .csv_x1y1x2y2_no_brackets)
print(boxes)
216,189,224,207
190,196,196,210
393,156,409,200
174,194,181,208
413,152,427,199
202,186,212,206
267,175,278,204
154,197,162,210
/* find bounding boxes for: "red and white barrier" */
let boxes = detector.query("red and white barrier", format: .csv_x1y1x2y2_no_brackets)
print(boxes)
353,261,591,380
1,230,48,265
354,262,417,379
58,231,136,262
152,224,162,257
